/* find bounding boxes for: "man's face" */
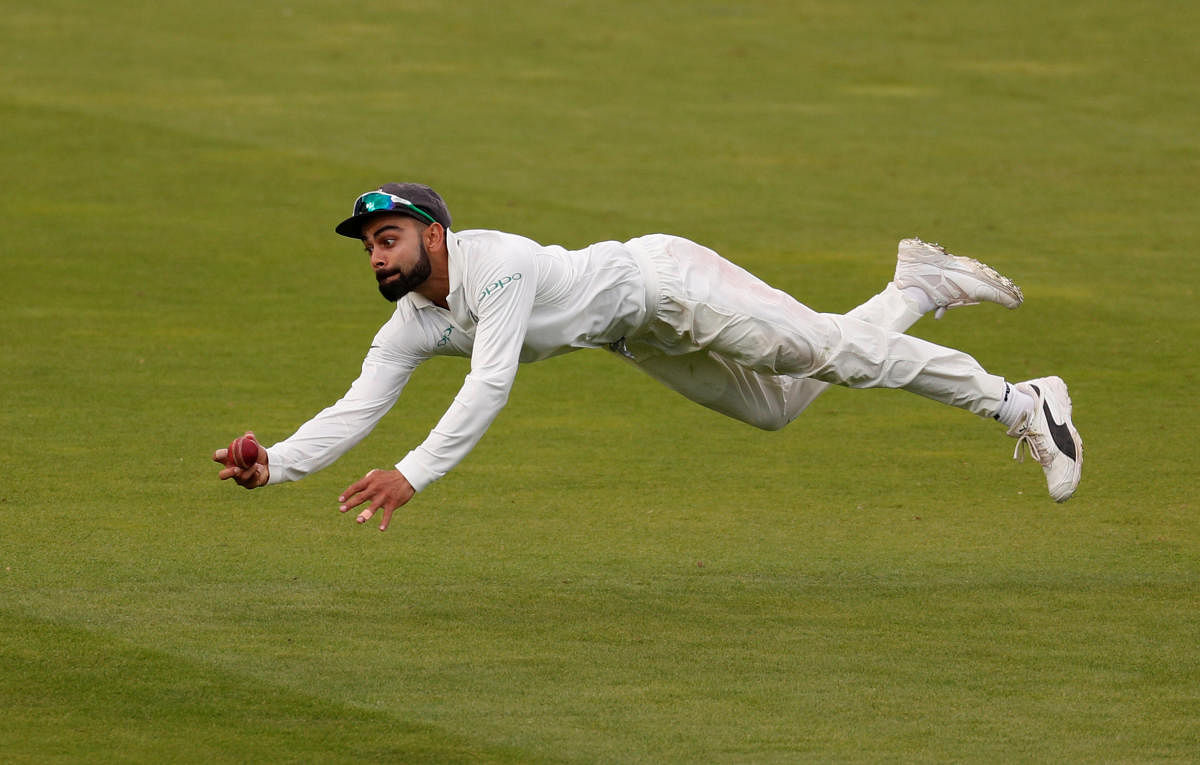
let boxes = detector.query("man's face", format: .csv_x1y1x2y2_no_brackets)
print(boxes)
361,214,432,302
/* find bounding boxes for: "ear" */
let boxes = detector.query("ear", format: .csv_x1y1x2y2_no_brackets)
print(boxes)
424,221,446,252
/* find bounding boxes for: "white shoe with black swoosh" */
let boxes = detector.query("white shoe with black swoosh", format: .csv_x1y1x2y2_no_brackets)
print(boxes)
1008,376,1083,502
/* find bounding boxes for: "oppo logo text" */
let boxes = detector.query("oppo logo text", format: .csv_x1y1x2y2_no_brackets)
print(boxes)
478,272,523,302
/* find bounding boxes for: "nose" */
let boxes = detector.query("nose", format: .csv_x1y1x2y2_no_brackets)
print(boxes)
370,250,388,271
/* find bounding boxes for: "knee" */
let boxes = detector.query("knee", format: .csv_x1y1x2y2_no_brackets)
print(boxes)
734,315,833,379
746,412,790,431
689,379,792,431
728,377,795,431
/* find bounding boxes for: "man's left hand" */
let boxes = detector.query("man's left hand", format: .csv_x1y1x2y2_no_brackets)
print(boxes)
338,469,415,531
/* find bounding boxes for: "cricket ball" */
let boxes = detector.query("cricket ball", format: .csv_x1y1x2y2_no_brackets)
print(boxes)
229,435,260,469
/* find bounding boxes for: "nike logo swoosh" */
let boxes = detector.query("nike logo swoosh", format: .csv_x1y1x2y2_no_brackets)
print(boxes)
1041,398,1078,461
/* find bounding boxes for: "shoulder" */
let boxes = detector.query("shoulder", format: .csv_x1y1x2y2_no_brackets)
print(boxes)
450,229,544,286
453,228,544,255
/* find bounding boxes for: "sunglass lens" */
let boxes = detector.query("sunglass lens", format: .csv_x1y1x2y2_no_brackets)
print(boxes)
356,192,394,215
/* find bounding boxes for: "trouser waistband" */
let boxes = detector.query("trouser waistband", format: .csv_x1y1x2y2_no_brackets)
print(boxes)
624,235,667,334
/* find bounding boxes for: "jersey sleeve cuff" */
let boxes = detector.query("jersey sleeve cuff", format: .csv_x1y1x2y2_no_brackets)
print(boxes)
395,452,438,493
263,446,289,485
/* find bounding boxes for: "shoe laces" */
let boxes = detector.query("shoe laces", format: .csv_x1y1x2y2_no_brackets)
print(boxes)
1008,414,1050,467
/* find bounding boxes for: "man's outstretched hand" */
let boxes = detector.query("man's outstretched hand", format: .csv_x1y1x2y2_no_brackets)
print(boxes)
339,469,415,531
213,431,270,489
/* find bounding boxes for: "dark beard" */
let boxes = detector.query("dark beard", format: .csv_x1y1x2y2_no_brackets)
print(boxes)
376,241,432,302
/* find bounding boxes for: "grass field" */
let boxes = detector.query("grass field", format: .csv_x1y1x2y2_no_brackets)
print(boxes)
2,1,1198,761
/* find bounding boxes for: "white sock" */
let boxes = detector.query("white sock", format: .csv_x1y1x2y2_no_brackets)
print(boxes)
993,381,1036,429
900,285,936,315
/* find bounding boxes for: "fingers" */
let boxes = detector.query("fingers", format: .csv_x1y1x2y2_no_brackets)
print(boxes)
215,433,269,488
338,469,410,531
216,461,268,488
355,501,396,531
378,505,397,532
338,492,368,516
338,469,378,512
355,501,381,526
241,463,268,488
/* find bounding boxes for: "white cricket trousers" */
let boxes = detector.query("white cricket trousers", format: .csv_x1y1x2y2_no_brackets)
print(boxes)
620,234,1007,430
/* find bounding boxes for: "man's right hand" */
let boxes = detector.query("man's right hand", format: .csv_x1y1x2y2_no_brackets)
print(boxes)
213,431,270,489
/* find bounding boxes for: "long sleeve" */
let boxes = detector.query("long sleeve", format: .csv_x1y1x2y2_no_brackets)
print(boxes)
265,343,425,484
395,246,537,491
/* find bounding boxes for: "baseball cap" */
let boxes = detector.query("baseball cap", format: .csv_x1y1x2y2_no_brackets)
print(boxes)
335,182,452,238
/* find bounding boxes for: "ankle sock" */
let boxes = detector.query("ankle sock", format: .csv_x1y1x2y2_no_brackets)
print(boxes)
900,285,936,315
994,382,1036,429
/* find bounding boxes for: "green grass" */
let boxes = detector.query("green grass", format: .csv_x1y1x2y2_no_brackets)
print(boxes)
2,0,1198,761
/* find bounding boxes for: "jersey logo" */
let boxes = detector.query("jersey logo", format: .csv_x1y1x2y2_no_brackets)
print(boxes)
478,272,523,303
435,326,453,347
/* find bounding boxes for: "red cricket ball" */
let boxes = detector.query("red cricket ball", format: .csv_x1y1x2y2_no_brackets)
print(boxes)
229,435,260,469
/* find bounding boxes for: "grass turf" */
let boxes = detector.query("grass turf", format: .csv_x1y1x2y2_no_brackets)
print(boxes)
1,0,1198,761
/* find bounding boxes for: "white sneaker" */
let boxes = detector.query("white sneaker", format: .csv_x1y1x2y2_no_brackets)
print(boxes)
1008,376,1083,502
894,238,1024,319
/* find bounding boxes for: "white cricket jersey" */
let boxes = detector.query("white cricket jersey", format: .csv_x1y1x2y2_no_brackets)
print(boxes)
265,229,656,491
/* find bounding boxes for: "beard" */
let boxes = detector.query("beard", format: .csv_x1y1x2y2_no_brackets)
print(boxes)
376,241,433,302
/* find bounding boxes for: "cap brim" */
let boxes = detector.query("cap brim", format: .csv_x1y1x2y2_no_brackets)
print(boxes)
335,211,382,239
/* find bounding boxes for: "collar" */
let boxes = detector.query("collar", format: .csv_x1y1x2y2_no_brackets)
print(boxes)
445,230,464,297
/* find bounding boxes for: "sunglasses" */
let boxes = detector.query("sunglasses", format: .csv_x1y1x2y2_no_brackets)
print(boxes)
353,191,437,225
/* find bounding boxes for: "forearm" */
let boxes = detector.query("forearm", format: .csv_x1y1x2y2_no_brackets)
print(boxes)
266,356,416,484
266,398,392,483
395,371,513,491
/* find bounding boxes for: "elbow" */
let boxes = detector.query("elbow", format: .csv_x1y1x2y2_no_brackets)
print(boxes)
464,369,516,406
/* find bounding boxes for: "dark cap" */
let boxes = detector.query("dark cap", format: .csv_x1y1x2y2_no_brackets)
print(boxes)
334,182,453,238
